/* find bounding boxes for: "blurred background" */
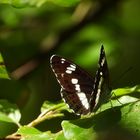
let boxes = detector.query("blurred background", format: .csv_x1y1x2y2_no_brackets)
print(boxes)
0,0,140,130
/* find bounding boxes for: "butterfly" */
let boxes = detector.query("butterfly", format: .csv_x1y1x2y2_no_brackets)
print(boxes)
50,45,111,115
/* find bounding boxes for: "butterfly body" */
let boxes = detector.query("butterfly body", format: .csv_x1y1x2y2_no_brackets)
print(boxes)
50,45,111,115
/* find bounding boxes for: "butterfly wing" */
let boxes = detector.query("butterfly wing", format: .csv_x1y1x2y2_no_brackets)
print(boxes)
61,89,92,115
50,55,95,115
90,45,111,112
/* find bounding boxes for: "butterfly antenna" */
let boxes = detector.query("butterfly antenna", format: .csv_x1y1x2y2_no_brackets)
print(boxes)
110,67,133,106
109,99,113,108
111,66,133,87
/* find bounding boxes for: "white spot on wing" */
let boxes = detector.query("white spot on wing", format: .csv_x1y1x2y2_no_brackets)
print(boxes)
95,89,101,106
75,84,80,92
101,58,105,66
61,58,66,64
95,77,103,106
70,64,76,69
71,78,78,84
77,92,89,110
66,70,72,74
100,72,103,76
65,64,76,74
67,67,75,71
61,58,65,61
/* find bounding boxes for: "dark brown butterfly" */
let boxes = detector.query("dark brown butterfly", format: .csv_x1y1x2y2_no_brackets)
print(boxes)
50,45,111,115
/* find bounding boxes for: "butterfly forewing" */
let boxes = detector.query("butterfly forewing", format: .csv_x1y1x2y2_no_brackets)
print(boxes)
50,55,94,93
50,55,95,114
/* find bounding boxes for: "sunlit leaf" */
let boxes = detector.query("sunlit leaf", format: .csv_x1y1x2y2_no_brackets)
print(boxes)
17,126,56,140
100,95,138,112
112,85,140,97
0,100,20,138
61,99,140,140
0,54,10,79
0,0,80,7
55,131,66,140
0,100,21,125
41,100,70,115
62,120,95,140
17,126,41,135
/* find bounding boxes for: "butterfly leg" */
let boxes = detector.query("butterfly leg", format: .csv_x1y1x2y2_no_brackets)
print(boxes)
111,91,123,105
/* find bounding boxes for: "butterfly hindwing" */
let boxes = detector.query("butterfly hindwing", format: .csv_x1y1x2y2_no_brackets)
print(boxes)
90,45,110,112
61,89,91,115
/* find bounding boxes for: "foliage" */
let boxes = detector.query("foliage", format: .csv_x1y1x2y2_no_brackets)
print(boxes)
0,0,80,7
0,83,140,139
0,0,140,139
0,54,10,79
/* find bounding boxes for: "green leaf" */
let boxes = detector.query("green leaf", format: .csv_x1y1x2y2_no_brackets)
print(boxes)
20,134,54,140
0,113,15,123
62,121,95,140
0,100,21,138
0,100,21,125
0,0,27,8
17,126,42,135
41,100,68,113
17,126,69,140
0,120,18,138
26,101,67,127
55,131,66,140
17,126,56,140
46,0,80,7
112,85,140,97
100,96,138,112
0,54,10,79
60,97,140,140
0,0,80,7
120,101,140,137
